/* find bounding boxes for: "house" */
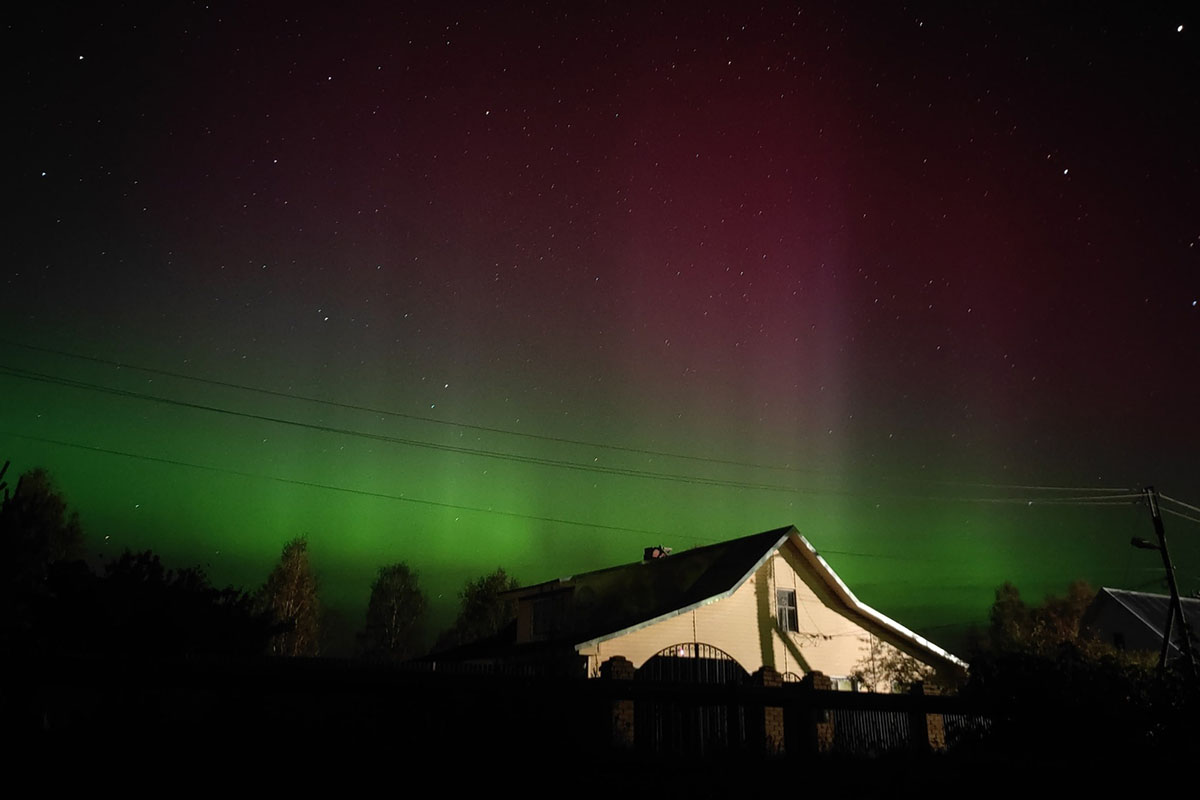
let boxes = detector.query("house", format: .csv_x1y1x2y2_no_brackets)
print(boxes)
494,525,966,687
1081,587,1200,656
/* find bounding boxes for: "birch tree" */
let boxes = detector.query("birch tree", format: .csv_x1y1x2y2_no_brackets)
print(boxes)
260,537,320,657
360,562,427,661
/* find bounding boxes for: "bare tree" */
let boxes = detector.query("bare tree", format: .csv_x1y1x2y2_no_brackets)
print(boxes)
259,537,320,657
851,634,936,692
435,567,519,650
360,562,427,661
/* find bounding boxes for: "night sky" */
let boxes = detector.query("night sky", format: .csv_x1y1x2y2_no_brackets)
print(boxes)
6,1,1198,650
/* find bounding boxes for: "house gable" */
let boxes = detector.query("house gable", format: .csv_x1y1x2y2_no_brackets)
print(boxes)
512,526,793,648
783,534,964,672
559,529,965,682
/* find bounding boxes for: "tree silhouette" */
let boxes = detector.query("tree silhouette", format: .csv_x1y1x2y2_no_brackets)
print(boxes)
259,537,320,657
1,464,85,636
359,562,427,661
850,634,937,692
964,579,1189,760
436,567,519,650
0,466,84,582
44,550,276,656
986,579,1097,655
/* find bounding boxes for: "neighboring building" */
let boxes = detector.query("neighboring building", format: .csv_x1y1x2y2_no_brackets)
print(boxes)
1081,587,1200,655
472,525,966,687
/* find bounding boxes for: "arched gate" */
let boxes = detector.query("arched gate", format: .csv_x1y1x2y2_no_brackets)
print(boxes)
634,642,749,754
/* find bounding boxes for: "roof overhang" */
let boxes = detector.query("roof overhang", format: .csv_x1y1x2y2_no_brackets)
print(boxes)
573,526,967,670
572,527,793,650
789,531,967,669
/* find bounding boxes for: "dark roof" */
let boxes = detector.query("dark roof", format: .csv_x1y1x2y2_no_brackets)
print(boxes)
1086,588,1200,652
510,525,964,669
514,526,793,646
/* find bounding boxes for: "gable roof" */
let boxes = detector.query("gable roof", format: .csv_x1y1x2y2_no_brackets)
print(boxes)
511,525,966,669
1083,587,1200,652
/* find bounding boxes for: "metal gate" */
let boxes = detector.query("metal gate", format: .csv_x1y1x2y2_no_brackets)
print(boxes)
634,643,749,754
831,708,912,756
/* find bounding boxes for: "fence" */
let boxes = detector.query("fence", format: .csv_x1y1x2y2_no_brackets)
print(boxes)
589,654,992,758
10,654,989,760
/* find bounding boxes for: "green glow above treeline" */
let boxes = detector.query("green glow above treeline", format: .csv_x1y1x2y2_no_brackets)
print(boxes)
2,340,1187,649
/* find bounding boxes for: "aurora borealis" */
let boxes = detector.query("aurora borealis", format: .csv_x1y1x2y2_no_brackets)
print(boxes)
5,2,1198,650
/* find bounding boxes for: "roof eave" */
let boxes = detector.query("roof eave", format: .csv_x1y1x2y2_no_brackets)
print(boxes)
566,525,966,671
792,531,968,669
573,527,796,651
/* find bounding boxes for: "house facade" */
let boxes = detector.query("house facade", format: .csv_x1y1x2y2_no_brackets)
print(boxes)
506,526,965,688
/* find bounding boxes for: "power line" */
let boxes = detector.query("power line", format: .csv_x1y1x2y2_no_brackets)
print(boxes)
0,338,1135,496
946,494,1143,506
920,480,1132,493
11,361,1137,506
3,360,1154,513
0,422,1145,544
819,549,958,563
1161,494,1200,515
1,426,1167,589
0,363,807,494
0,338,815,474
1161,507,1200,527
0,429,725,543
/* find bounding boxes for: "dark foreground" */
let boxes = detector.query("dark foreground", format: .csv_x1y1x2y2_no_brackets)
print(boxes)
5,654,1194,792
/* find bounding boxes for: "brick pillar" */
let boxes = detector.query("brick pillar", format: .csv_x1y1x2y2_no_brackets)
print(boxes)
800,671,834,754
908,681,946,753
599,656,635,749
750,666,785,756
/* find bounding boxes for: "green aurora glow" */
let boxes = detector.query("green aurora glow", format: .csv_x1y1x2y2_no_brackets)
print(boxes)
5,2,1198,652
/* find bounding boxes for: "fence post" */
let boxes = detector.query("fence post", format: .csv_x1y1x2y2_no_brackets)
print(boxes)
908,680,946,753
749,666,785,756
599,656,636,750
800,671,834,754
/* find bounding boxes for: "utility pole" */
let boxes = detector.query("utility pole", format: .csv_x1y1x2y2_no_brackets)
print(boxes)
1134,487,1196,680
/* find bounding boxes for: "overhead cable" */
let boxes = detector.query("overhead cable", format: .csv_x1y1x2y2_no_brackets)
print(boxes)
1160,494,1200,515
0,338,1138,495
0,430,720,542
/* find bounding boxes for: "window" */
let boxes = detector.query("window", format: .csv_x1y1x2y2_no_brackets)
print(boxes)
830,676,859,692
776,588,799,633
532,593,567,638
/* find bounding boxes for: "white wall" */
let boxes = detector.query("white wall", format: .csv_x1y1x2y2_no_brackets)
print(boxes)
583,543,885,684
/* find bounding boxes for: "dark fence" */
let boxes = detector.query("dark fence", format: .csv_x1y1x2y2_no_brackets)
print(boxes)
5,654,989,761
595,663,988,758
830,708,912,756
942,711,994,748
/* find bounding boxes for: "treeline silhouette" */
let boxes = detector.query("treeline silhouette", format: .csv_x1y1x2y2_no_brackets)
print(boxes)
0,462,514,661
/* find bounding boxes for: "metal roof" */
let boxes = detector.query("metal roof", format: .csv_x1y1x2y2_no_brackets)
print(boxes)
1091,588,1200,652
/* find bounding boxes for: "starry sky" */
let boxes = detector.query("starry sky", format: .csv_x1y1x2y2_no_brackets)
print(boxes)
5,1,1198,651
